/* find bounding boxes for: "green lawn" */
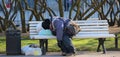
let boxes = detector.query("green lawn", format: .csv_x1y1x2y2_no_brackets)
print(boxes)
0,35,120,54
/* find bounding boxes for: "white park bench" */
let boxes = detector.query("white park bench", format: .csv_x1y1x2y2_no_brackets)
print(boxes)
29,20,115,55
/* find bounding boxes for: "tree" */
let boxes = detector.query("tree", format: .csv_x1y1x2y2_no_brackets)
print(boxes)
0,0,18,32
18,0,27,33
0,0,119,33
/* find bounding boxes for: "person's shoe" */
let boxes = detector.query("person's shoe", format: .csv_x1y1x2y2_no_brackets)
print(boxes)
62,52,67,56
73,51,76,56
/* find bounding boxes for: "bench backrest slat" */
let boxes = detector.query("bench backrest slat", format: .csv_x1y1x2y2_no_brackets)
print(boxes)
29,21,42,36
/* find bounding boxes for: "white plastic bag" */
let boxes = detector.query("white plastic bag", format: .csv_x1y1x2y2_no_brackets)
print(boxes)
21,45,29,54
21,44,42,56
25,47,42,56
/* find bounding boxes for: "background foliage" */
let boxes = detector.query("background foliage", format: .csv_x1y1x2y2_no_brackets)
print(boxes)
0,0,119,33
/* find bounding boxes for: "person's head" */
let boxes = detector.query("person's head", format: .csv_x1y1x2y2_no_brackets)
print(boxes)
42,19,51,29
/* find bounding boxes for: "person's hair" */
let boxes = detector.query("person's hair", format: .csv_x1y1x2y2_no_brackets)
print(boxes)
42,19,51,29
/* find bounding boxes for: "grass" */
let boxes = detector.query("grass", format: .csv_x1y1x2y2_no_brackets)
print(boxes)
0,34,120,54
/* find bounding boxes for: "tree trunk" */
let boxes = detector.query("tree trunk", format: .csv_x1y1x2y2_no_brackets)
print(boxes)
18,1,27,33
58,0,64,17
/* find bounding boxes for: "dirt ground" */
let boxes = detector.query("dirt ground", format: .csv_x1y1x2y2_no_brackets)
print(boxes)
46,51,120,57
109,26,120,34
0,51,120,57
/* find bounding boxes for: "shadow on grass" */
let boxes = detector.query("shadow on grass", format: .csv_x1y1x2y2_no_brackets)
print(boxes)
75,39,98,51
0,39,6,43
107,48,120,51
0,52,6,54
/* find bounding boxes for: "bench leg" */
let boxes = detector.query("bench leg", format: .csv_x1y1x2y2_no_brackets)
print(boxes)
46,40,48,52
115,34,118,48
39,39,48,55
97,38,106,54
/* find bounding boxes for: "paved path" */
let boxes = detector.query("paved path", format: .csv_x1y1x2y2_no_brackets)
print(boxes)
0,51,120,57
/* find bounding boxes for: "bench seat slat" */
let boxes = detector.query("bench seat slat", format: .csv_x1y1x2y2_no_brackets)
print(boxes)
30,34,115,39
30,32,109,35
74,34,115,38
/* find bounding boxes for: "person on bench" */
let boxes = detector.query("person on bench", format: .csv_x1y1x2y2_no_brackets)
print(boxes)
42,17,76,56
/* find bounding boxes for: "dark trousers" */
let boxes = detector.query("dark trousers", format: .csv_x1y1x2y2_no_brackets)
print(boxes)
58,32,75,53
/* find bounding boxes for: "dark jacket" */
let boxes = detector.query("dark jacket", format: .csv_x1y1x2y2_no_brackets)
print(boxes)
53,18,70,40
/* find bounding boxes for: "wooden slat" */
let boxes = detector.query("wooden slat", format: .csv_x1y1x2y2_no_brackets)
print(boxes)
73,20,107,22
78,31,109,34
30,34,114,39
81,29,108,31
30,33,38,35
29,21,41,23
29,24,37,27
74,34,115,38
77,23,108,26
29,30,37,32
80,26,108,29
30,27,37,30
